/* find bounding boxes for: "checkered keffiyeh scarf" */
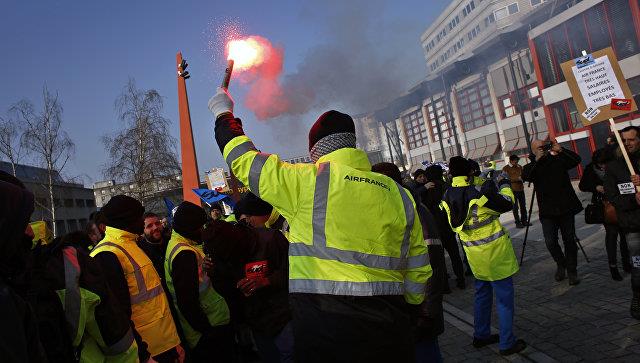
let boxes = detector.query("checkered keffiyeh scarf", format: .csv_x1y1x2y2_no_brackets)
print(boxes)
310,132,357,162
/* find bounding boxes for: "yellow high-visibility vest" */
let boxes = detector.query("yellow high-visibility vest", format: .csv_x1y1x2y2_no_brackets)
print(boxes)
440,176,519,281
223,136,431,304
90,227,180,356
30,220,53,247
164,232,230,349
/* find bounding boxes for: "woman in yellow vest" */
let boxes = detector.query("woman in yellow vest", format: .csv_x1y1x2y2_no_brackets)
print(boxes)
164,201,233,362
440,157,526,356
90,195,183,362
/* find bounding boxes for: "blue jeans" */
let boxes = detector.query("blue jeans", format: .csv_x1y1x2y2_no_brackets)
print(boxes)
253,322,295,363
474,277,516,350
415,337,443,363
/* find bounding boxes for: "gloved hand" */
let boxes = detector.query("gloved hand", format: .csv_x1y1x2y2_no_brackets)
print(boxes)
208,87,234,119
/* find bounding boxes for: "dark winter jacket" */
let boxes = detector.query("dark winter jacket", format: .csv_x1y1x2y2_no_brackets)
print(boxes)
579,162,606,204
204,221,291,337
604,150,640,232
522,148,583,218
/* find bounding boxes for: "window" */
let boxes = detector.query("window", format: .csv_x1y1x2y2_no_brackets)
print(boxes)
531,0,545,6
456,81,496,131
402,110,428,150
75,199,85,208
426,98,453,142
67,219,78,233
497,84,541,119
532,1,639,88
507,3,519,15
86,199,95,207
494,7,508,20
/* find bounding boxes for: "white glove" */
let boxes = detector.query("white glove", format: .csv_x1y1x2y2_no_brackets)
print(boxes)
208,87,234,119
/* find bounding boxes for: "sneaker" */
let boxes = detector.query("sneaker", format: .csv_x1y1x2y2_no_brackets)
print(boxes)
568,272,580,285
610,267,623,281
631,294,640,320
473,334,499,348
456,278,466,290
500,339,527,356
554,264,566,281
515,222,524,228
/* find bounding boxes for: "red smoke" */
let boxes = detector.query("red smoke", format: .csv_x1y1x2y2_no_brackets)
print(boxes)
227,36,292,120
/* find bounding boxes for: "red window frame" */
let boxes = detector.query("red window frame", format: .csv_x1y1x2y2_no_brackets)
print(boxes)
426,98,452,142
455,80,496,131
401,110,429,150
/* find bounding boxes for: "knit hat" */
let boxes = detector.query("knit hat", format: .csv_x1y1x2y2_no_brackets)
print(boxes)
308,110,356,160
173,201,208,242
448,156,471,177
101,195,144,231
371,162,402,184
234,193,273,220
425,164,443,182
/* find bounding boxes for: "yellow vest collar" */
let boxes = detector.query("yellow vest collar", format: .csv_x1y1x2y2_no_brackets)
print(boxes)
316,148,371,171
171,230,197,246
451,176,472,187
103,226,140,245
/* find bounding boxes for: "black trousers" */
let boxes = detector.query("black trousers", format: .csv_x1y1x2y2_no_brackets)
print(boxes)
440,227,465,280
604,223,629,267
191,324,236,363
290,294,414,363
512,191,527,223
540,214,578,273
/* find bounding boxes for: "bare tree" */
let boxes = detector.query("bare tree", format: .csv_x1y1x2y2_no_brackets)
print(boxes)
102,78,181,205
0,113,25,176
12,86,75,237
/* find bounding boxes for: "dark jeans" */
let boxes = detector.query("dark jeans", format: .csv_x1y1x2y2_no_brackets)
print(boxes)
441,228,465,280
627,232,640,290
605,224,629,267
191,324,236,363
512,191,527,223
253,322,295,363
290,294,413,363
540,214,578,273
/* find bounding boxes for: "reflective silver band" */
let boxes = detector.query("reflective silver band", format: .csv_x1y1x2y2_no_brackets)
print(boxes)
312,163,331,248
463,216,497,231
461,229,506,247
248,153,270,198
425,238,441,246
396,183,415,262
98,242,164,305
290,242,429,271
289,279,404,296
404,279,427,295
62,247,81,345
102,328,134,355
225,141,257,169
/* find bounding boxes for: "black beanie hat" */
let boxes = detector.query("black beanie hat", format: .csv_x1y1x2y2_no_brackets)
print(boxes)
101,195,144,231
449,156,471,177
234,193,273,220
308,110,356,151
425,164,443,181
173,201,208,242
371,162,402,184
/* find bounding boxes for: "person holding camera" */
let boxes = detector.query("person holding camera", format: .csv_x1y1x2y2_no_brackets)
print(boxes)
523,139,583,285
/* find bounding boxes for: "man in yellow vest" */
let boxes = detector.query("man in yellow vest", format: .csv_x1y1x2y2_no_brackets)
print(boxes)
440,157,526,356
164,201,233,362
90,195,183,362
209,88,430,362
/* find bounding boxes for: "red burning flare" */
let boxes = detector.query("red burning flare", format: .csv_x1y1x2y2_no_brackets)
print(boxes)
224,35,289,120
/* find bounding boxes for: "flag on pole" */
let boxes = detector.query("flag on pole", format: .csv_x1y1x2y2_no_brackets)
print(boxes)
192,188,235,208
163,197,176,223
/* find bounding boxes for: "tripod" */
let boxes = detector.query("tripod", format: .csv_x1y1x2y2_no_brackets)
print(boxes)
518,185,590,265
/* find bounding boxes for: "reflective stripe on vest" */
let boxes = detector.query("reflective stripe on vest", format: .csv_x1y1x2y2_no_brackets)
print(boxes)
425,238,441,246
461,229,506,247
62,247,82,345
98,242,164,304
167,242,210,293
463,206,497,231
288,162,428,294
226,141,257,169
249,153,270,198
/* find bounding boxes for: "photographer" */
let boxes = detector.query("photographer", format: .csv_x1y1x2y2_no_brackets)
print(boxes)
523,139,582,285
604,126,640,319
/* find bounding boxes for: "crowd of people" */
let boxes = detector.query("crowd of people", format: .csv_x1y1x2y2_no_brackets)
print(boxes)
2,84,640,363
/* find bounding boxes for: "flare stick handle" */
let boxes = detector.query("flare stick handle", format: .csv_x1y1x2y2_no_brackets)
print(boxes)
221,59,234,89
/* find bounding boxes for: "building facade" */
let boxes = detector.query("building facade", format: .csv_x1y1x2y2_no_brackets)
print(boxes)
93,175,183,213
1,161,97,236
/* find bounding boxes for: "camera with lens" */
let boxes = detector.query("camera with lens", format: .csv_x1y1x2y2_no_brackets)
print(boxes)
541,142,554,152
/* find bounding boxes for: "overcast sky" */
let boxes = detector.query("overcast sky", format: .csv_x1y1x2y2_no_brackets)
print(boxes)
0,0,449,185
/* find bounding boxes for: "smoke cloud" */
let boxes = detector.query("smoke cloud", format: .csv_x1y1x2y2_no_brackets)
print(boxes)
240,0,426,122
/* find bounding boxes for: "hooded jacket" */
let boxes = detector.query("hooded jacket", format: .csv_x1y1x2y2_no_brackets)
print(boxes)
604,150,640,232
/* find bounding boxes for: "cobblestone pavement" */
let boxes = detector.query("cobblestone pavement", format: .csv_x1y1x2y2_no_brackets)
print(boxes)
438,183,640,362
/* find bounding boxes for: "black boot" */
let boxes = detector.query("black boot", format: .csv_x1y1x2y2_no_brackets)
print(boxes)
473,334,499,348
631,291,640,320
568,271,580,285
610,266,623,281
456,278,466,289
500,339,527,356
623,262,632,273
555,264,566,281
